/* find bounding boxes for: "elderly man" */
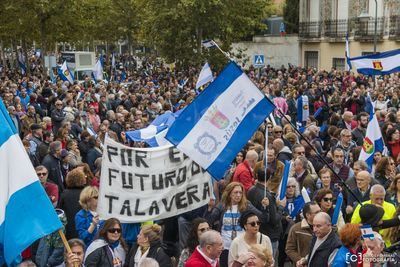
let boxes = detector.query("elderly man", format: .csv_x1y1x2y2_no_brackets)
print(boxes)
35,165,58,207
42,141,65,193
232,150,258,192
291,156,316,196
345,160,379,190
296,212,341,267
286,202,321,264
185,230,223,267
351,184,396,246
346,170,372,215
51,100,66,134
273,138,292,163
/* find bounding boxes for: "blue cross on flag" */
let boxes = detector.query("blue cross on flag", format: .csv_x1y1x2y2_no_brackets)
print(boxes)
166,61,275,179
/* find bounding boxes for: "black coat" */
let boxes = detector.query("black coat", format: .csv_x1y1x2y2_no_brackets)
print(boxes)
84,245,114,267
307,230,341,266
51,109,65,134
247,183,283,241
125,240,172,267
42,154,64,192
58,187,84,239
86,147,102,172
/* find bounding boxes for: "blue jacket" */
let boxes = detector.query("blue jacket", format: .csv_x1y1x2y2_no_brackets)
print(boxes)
331,245,359,267
75,209,103,246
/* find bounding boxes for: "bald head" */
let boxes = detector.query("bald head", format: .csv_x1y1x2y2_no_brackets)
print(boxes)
246,150,258,168
313,212,332,239
370,184,386,206
272,138,284,152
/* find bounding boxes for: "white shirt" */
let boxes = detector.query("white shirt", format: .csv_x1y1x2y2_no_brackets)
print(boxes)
196,246,218,267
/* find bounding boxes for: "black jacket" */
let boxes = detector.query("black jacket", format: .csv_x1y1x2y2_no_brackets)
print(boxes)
58,187,84,239
84,245,114,267
247,183,283,241
42,153,65,192
307,230,341,266
51,109,65,134
125,240,172,267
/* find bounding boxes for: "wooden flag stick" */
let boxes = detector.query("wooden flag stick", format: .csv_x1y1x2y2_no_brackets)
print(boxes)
58,229,79,267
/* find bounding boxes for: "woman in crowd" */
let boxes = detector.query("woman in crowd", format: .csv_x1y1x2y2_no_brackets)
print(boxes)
228,211,272,266
284,178,304,220
125,224,172,267
75,186,103,246
58,168,87,239
177,218,210,267
375,157,397,189
330,223,362,266
386,174,400,206
77,163,99,187
66,139,82,168
231,244,274,267
204,182,265,267
314,188,345,231
387,128,400,161
85,217,127,266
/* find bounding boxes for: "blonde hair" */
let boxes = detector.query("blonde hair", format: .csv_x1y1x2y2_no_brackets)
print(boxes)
249,244,273,267
79,186,98,210
221,182,247,212
141,224,162,243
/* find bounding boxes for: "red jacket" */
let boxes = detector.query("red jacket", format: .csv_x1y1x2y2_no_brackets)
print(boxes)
185,248,219,267
232,160,254,192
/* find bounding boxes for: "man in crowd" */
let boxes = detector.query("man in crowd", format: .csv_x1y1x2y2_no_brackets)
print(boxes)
185,230,223,267
232,150,258,192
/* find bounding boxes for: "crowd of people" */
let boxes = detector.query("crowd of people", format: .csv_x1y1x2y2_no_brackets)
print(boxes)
3,52,400,267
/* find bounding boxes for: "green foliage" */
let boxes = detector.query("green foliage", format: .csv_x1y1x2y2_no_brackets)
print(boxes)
283,0,299,34
0,0,274,68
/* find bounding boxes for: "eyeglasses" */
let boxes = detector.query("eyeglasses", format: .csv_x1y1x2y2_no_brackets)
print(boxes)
323,197,333,202
247,221,261,227
107,228,122,234
274,131,283,134
286,185,296,188
37,172,47,176
198,227,210,233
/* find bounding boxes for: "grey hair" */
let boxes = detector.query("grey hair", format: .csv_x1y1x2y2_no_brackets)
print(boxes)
49,141,62,155
370,184,386,195
138,258,159,267
296,156,308,170
314,212,332,225
287,178,300,197
353,160,368,170
199,230,221,248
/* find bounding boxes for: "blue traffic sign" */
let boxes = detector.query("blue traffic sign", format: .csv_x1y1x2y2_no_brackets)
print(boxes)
254,54,265,67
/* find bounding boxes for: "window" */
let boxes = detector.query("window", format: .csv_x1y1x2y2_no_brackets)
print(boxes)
332,58,345,70
304,51,319,68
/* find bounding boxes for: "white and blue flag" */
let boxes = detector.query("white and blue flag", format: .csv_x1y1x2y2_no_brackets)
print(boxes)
58,61,74,84
349,49,400,76
126,110,182,147
296,95,309,124
196,62,213,89
358,111,385,169
166,62,275,179
0,99,62,266
202,39,217,48
277,160,291,201
345,34,352,71
92,58,104,81
17,52,26,75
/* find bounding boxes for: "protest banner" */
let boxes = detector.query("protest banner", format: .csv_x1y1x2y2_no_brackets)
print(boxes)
97,136,212,223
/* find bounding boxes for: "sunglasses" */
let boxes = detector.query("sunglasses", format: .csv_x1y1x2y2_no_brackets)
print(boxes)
274,131,283,133
286,185,296,188
198,227,210,233
323,197,333,202
247,221,261,227
37,172,47,176
93,196,98,199
107,228,122,234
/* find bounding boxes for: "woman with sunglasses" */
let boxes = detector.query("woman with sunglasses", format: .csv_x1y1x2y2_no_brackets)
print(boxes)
228,211,273,266
85,217,127,267
314,188,344,231
75,186,103,246
177,218,210,267
125,224,172,267
375,157,397,190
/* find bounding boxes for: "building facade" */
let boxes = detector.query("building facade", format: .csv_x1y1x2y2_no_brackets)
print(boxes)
299,0,400,70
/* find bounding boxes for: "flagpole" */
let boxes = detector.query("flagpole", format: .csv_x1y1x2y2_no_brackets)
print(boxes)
264,121,268,200
212,41,233,61
58,229,79,267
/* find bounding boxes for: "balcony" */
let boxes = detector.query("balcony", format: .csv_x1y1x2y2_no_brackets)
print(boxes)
389,15,400,40
299,21,322,39
324,19,349,38
354,17,384,40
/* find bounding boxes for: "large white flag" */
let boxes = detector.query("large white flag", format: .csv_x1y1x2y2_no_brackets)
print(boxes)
196,62,213,89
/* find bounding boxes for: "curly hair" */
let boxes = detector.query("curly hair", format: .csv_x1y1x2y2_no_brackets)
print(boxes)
248,244,274,267
185,218,209,254
66,168,86,188
339,223,361,248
